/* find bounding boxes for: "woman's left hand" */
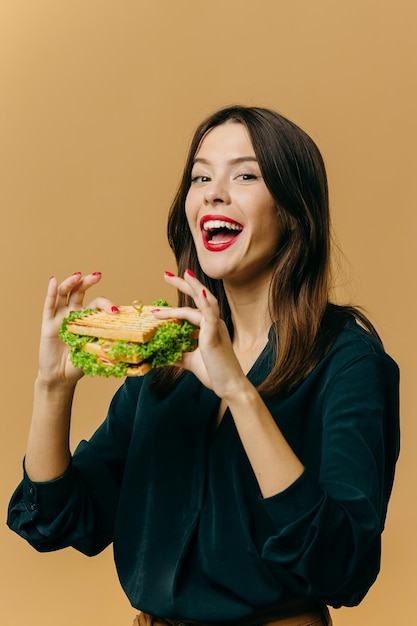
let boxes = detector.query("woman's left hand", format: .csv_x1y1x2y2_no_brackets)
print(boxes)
152,270,246,400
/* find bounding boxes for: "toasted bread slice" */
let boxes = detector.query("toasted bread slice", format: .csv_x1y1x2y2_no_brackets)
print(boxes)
125,362,153,377
66,305,179,343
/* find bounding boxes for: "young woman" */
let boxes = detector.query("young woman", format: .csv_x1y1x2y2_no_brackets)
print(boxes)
8,106,400,626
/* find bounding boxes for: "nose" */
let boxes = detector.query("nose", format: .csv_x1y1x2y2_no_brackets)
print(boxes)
203,179,231,205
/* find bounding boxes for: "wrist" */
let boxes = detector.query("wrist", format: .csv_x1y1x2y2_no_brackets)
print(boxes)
34,374,77,397
222,375,256,408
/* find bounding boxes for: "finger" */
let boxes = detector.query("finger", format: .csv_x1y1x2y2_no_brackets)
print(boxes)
163,270,196,299
56,272,84,306
86,296,120,314
164,269,218,315
182,270,220,319
42,275,59,321
65,271,103,309
43,272,84,320
151,305,202,327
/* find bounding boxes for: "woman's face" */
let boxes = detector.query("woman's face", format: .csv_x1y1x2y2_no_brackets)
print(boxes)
185,121,280,285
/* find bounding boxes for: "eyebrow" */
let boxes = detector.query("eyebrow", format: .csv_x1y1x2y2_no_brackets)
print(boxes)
192,156,259,165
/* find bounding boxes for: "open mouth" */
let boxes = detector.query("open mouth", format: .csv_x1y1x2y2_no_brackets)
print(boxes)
200,216,243,251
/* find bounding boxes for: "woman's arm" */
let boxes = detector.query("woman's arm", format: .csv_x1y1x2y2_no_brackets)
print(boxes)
24,272,116,482
25,378,76,482
153,270,304,497
220,378,305,497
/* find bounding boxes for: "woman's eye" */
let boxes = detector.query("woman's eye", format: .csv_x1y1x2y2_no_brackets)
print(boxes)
237,173,258,181
191,175,210,184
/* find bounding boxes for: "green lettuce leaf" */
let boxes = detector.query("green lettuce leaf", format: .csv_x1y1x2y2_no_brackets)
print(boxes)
69,349,129,377
58,309,98,348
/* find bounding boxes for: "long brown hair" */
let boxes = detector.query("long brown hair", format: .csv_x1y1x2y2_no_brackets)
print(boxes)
151,105,380,397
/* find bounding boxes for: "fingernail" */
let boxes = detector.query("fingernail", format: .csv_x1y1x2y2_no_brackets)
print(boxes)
186,269,196,278
151,308,161,313
92,271,102,276
164,271,175,277
72,271,82,276
111,306,119,313
49,275,55,281
202,289,207,298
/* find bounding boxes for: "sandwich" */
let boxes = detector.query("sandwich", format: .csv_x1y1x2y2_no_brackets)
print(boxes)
59,301,198,377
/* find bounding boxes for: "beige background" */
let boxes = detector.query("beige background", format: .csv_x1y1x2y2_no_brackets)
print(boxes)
0,1,415,624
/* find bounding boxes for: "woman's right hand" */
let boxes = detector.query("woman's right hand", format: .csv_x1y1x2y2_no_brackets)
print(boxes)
38,272,117,387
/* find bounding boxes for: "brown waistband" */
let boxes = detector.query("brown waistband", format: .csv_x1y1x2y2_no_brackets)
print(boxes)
133,603,331,626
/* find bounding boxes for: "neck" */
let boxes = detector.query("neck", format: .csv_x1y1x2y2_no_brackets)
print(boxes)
223,274,272,352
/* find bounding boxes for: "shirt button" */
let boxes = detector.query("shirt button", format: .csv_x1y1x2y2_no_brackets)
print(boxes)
29,487,34,495
30,503,36,511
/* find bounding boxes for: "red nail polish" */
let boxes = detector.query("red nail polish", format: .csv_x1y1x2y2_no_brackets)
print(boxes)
202,289,207,298
111,306,119,313
186,269,196,278
151,308,161,313
164,271,175,277
72,271,82,276
92,271,102,276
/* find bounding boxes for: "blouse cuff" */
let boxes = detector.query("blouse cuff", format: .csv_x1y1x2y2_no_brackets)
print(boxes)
260,469,324,529
22,460,76,521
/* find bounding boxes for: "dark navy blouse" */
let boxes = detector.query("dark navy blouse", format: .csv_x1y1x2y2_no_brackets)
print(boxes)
8,319,400,623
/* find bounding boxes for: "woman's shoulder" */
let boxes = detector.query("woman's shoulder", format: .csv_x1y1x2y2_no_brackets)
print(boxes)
337,317,383,350
326,312,398,375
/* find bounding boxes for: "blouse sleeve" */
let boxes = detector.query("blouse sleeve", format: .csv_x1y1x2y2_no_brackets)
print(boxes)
7,378,142,556
260,346,400,607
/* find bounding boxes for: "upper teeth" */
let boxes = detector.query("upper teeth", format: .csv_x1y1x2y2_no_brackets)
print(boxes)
203,220,243,231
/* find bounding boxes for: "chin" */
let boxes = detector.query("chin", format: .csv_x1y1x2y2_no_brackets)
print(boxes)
199,265,226,281
194,247,246,283
199,262,244,285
